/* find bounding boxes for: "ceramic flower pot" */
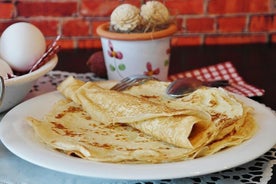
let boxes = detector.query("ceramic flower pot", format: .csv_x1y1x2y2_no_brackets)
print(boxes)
96,22,177,81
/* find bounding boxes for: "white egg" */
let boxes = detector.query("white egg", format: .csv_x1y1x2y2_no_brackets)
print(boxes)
0,22,46,72
0,58,13,80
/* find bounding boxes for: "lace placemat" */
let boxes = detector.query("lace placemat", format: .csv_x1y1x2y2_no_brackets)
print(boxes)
0,70,275,184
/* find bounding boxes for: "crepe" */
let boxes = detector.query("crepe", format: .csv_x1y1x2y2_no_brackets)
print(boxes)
26,76,257,164
121,79,257,156
197,107,257,156
123,80,248,140
58,77,194,123
122,80,243,121
27,99,200,163
57,76,215,149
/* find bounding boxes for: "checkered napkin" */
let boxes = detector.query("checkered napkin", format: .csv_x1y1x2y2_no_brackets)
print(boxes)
168,61,265,97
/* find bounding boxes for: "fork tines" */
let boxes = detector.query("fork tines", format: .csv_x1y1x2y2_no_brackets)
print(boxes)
110,75,157,91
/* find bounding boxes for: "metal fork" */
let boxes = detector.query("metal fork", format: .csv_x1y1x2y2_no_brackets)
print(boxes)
110,74,230,97
110,75,158,91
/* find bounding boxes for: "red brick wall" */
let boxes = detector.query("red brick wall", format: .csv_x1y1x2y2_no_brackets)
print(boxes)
1,0,276,50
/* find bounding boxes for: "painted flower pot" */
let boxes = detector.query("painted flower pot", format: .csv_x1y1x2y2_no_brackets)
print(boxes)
96,22,177,81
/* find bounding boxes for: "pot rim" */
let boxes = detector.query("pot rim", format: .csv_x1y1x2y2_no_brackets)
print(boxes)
96,22,177,41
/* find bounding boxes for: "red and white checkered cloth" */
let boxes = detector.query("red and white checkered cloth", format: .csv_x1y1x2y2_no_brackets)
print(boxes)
168,61,265,97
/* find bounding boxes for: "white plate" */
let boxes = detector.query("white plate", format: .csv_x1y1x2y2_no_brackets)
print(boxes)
0,91,276,180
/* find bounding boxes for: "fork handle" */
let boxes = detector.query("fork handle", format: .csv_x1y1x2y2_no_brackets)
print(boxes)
202,80,229,87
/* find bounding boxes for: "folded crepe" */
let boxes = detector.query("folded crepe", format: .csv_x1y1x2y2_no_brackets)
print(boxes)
27,99,201,163
57,76,216,149
57,77,203,123
196,108,257,156
121,79,257,156
123,80,249,141
26,76,257,163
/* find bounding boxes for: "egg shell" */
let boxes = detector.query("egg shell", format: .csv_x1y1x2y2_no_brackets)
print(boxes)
0,58,13,80
0,22,46,72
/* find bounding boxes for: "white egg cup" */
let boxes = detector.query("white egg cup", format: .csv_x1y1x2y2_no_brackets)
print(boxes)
0,55,57,113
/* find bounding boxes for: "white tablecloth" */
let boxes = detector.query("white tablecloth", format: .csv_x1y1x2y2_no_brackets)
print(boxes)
0,71,275,184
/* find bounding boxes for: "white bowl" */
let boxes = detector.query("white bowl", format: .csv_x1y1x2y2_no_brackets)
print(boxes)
0,55,58,113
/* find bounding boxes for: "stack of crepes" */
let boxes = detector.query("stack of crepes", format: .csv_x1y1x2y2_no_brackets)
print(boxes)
27,76,257,163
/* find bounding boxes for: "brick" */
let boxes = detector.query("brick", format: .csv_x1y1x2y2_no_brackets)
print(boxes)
0,21,16,33
218,16,246,33
78,38,102,49
92,21,108,36
205,34,267,45
0,3,14,19
271,33,276,43
1,0,273,48
62,19,90,36
0,20,58,37
45,38,63,50
174,17,184,31
45,39,57,46
80,0,141,17
17,1,77,17
171,36,202,46
186,18,214,33
58,39,75,49
165,0,204,15
29,20,59,36
249,15,276,32
208,0,269,14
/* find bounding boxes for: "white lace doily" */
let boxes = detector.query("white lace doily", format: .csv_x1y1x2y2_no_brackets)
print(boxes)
0,70,275,184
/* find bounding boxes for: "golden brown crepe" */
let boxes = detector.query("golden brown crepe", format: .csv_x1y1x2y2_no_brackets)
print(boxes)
122,79,258,155
58,77,196,123
197,107,257,156
27,99,201,163
122,80,248,141
57,76,216,149
26,76,257,164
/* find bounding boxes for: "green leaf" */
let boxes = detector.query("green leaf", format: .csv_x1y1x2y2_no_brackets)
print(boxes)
118,64,126,71
109,64,116,71
164,59,169,66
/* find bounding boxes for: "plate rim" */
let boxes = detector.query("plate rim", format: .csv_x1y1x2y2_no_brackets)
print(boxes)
0,91,276,180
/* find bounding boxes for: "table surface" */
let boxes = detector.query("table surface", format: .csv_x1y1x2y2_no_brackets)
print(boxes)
56,44,276,183
1,43,275,183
